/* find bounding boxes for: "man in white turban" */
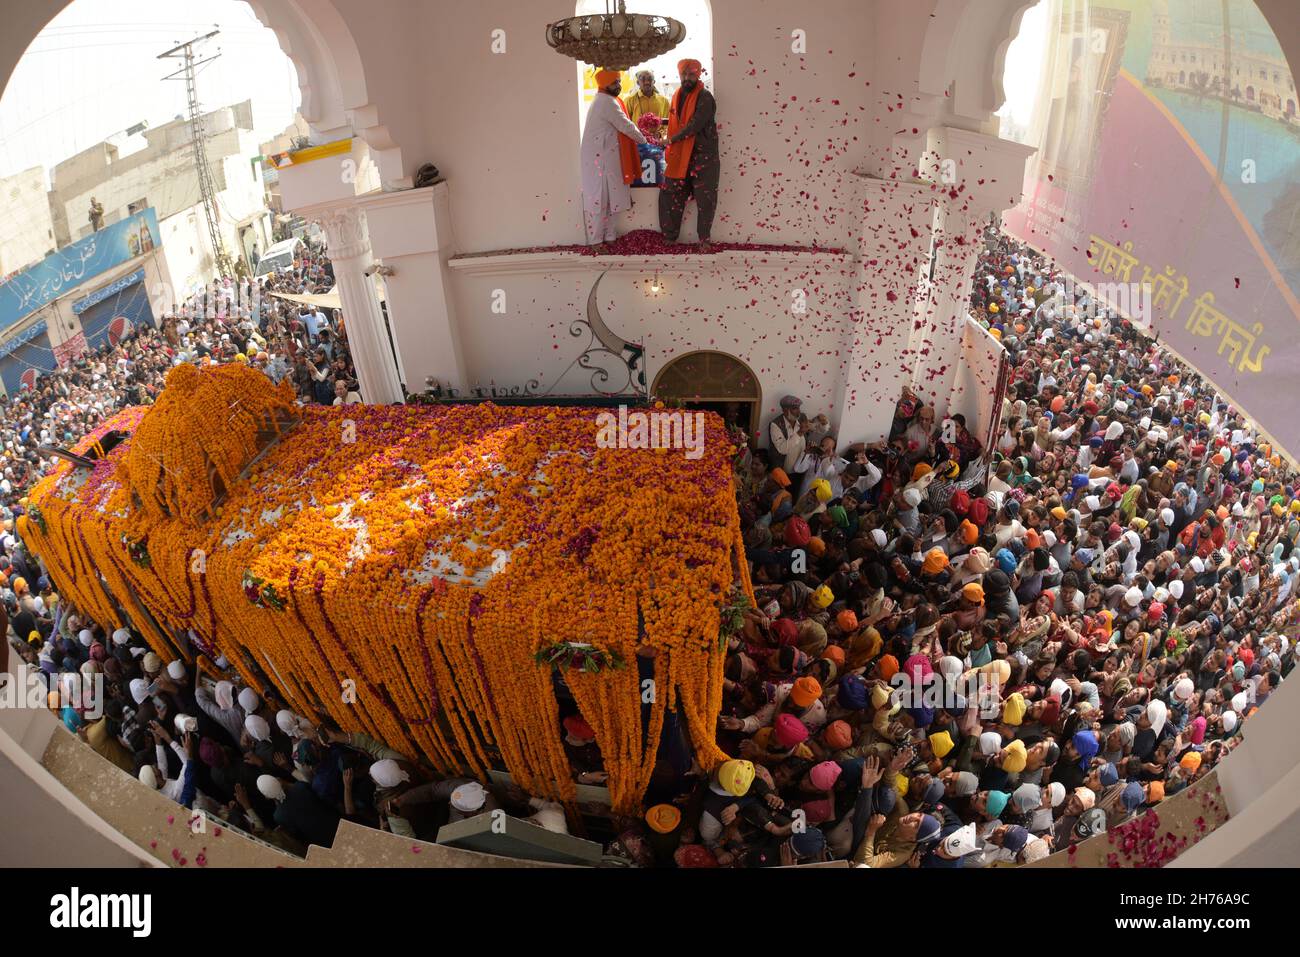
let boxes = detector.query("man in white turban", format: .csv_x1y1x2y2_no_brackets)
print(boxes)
196,679,244,743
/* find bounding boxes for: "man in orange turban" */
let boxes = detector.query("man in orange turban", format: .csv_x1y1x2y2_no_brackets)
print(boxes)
580,68,647,249
660,58,719,251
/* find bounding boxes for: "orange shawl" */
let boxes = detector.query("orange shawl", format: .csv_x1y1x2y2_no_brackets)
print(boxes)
615,96,639,185
665,83,702,179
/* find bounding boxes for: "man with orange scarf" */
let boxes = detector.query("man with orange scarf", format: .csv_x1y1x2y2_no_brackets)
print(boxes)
580,68,648,249
660,58,719,251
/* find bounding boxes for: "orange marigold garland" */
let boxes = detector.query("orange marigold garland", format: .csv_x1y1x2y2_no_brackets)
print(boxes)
24,369,741,813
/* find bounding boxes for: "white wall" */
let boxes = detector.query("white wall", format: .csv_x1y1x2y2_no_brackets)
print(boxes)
382,0,881,253
450,258,855,422
0,166,54,274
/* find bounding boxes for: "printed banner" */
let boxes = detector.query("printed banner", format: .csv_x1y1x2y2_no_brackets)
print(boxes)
0,208,159,332
1002,0,1300,456
72,268,146,315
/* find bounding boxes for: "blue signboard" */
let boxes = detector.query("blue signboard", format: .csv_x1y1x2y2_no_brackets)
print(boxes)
72,268,147,315
0,208,160,332
0,319,49,359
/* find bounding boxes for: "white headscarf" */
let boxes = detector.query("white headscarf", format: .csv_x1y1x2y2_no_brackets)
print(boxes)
276,710,304,738
215,681,235,711
451,782,487,813
256,774,286,801
1147,699,1168,737
237,687,260,714
368,759,410,789
129,678,150,705
244,714,271,742
174,713,198,735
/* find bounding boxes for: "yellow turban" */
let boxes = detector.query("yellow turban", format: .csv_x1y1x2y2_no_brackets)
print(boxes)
811,584,834,609
894,772,909,798
1002,692,1026,726
1001,739,1027,773
1051,506,1068,521
594,68,621,89
717,759,755,796
929,730,955,759
812,478,833,502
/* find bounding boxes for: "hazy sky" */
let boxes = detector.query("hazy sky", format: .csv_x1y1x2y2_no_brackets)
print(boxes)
0,0,301,183
998,0,1049,131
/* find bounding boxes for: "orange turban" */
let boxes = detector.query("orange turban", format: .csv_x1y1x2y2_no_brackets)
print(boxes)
960,520,979,545
877,655,899,681
594,69,621,89
921,547,949,575
790,676,823,708
677,58,702,76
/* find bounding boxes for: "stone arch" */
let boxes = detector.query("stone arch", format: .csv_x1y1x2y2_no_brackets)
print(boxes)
652,349,761,435
917,0,1041,127
0,0,409,189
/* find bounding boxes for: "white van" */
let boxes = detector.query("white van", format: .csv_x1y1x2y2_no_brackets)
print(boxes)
254,237,305,278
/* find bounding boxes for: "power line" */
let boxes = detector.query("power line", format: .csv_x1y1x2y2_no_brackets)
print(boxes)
159,30,233,278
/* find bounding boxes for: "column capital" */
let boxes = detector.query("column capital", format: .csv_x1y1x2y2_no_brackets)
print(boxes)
312,204,372,261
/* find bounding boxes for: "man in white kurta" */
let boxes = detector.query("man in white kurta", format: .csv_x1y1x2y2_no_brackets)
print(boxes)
581,71,648,247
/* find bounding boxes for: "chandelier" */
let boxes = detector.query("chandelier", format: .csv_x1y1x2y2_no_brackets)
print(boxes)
545,1,686,71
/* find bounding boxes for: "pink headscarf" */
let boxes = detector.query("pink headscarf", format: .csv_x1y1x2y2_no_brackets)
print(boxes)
1189,716,1207,745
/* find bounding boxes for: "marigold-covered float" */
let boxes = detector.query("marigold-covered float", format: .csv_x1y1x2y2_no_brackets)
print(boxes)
22,364,752,813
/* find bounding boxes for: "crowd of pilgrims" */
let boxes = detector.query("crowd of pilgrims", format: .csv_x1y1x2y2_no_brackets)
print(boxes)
2,230,1297,866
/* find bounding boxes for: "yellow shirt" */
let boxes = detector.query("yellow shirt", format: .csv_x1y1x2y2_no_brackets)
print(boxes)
623,90,670,124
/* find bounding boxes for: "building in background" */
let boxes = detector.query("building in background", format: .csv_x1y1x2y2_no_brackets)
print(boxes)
46,99,273,298
0,167,56,278
0,207,171,393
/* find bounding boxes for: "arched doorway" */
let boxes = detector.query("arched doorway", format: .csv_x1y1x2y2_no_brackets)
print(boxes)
652,350,760,437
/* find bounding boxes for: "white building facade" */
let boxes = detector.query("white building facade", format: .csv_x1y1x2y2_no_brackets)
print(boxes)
47,100,274,299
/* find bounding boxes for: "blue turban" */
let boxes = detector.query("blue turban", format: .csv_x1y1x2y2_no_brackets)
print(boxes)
985,790,1010,819
1098,762,1119,787
907,706,935,728
1121,781,1145,811
921,780,945,806
1073,729,1100,770
995,549,1017,574
61,706,83,733
1002,825,1030,853
789,827,827,857
837,675,868,710
916,813,942,844
1072,473,1090,489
